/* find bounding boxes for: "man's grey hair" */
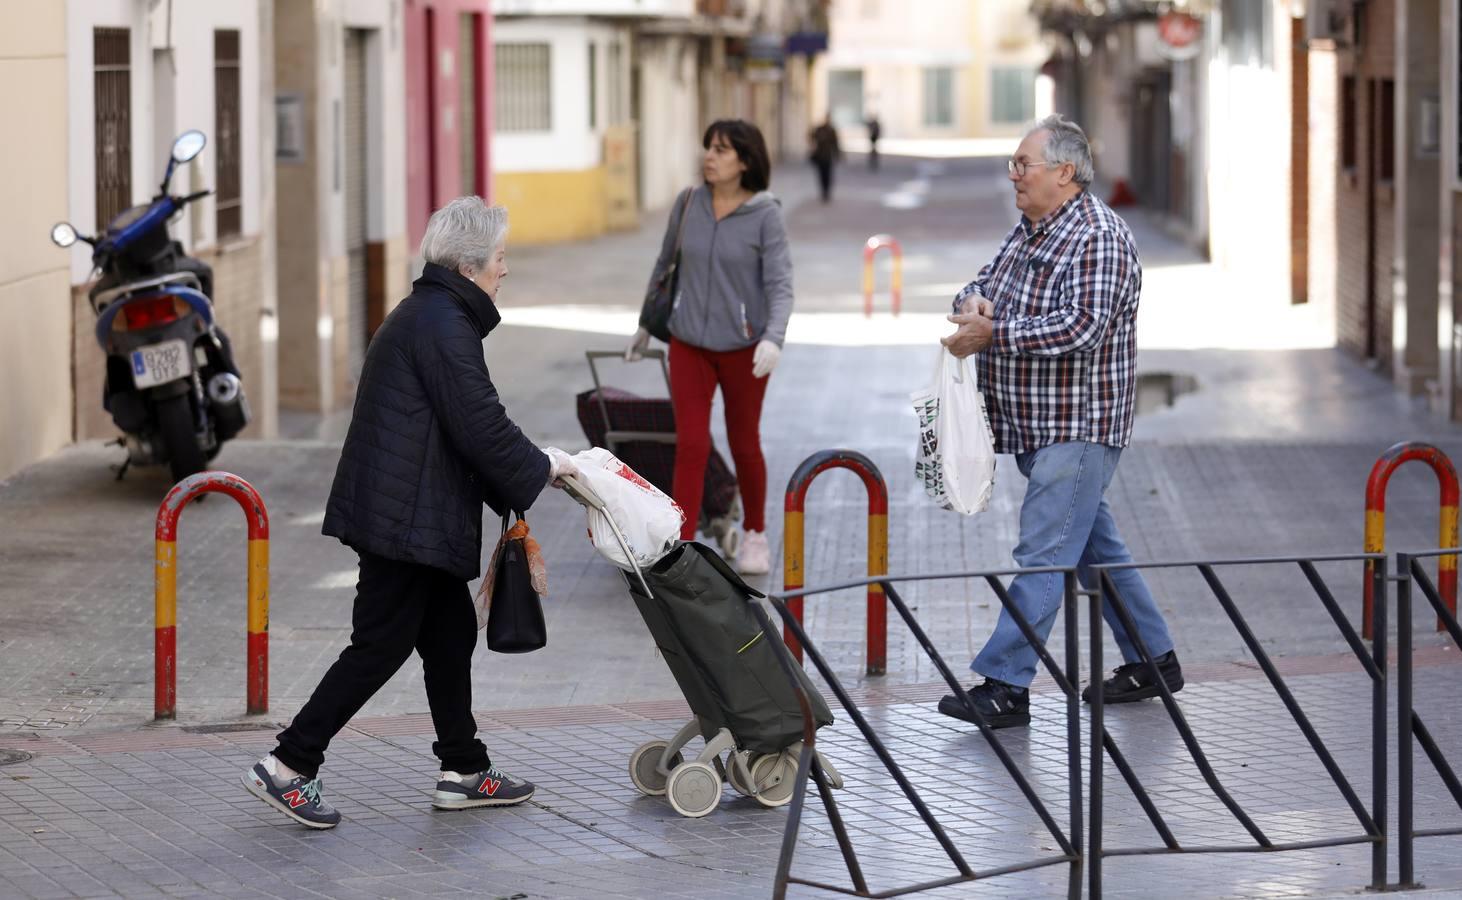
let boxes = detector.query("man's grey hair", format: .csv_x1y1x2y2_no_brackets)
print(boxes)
419,197,508,275
1025,114,1095,188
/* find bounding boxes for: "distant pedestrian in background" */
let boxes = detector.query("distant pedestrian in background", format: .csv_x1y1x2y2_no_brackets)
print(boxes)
625,119,794,577
809,116,841,204
865,114,882,171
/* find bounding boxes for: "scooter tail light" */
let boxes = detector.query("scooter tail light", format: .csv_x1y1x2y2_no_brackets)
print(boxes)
115,295,189,332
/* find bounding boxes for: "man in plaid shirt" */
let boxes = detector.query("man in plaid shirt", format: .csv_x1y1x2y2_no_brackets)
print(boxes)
936,115,1183,730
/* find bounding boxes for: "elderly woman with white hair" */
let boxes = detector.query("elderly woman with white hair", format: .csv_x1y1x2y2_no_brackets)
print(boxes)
243,197,577,829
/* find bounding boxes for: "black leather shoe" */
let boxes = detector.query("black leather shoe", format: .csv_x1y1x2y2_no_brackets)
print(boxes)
938,678,1031,728
1083,651,1184,704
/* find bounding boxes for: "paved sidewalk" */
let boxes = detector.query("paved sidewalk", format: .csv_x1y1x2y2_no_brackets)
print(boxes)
3,654,1462,899
5,154,1461,735
6,152,1462,897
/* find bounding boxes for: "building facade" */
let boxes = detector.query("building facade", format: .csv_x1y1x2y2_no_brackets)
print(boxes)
62,0,280,448
405,0,493,260
489,10,638,243
0,5,71,480
1036,1,1302,306
487,0,824,243
816,0,1045,142
275,0,410,414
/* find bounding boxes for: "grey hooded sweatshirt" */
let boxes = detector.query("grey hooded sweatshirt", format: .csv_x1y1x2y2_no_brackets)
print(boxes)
647,186,794,352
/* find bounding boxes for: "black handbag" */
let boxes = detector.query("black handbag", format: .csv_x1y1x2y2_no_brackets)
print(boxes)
484,514,547,654
639,187,694,342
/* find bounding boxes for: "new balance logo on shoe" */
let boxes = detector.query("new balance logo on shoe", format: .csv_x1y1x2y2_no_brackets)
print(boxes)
281,788,311,809
433,767,534,810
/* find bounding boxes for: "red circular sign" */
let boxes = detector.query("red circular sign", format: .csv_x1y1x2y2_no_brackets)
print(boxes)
1158,11,1203,59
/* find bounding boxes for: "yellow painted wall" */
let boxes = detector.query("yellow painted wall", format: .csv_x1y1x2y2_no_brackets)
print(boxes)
492,167,608,245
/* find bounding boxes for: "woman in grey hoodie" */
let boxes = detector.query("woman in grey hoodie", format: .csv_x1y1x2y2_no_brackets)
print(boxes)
626,120,794,576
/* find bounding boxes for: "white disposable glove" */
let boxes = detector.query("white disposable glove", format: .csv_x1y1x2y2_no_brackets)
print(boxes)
542,447,579,486
624,327,651,362
751,340,781,379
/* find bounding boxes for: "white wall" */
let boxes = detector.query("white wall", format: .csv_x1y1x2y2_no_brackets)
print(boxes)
0,3,71,479
315,0,409,257
493,18,626,173
637,33,700,210
163,0,263,249
1204,6,1288,282
493,0,693,15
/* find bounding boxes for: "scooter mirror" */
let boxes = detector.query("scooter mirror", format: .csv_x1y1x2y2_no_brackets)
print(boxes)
50,222,78,248
171,130,207,164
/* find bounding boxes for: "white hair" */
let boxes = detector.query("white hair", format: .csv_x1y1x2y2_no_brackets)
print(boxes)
1025,114,1095,188
419,197,508,275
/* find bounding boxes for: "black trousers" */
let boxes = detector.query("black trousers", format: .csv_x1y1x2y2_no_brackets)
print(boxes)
814,160,834,202
273,552,491,779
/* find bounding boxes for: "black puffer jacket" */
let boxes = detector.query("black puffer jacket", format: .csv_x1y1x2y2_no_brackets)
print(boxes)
322,263,550,580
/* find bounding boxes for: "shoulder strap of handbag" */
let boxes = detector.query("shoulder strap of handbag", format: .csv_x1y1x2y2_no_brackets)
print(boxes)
670,186,694,258
500,510,526,534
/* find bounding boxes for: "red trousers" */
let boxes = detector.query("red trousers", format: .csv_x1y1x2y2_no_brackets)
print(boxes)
669,338,769,539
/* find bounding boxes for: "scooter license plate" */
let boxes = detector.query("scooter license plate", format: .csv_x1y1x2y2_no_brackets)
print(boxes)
130,339,191,389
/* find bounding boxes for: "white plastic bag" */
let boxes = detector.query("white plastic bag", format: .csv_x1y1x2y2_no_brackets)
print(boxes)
911,348,996,515
571,447,685,571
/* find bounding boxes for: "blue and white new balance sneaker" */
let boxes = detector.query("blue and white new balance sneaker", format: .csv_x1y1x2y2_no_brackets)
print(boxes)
431,766,535,810
242,755,341,829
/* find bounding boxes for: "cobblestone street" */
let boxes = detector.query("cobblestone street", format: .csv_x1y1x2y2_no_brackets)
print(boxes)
4,153,1462,898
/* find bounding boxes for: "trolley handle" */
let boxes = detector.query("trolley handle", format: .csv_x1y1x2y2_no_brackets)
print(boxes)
584,349,672,445
558,474,655,597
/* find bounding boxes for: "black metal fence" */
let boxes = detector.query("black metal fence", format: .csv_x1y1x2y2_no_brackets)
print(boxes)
754,549,1402,898
1396,548,1462,888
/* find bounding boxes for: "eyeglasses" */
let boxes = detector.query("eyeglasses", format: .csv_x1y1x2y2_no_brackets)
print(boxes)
1008,158,1061,178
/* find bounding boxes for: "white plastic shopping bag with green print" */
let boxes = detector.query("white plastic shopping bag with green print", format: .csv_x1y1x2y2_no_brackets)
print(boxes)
911,348,995,515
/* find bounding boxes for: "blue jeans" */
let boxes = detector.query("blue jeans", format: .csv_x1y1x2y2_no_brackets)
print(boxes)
972,441,1174,688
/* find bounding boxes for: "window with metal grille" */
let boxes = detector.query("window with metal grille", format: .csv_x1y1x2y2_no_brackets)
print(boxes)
94,28,132,230
991,66,1035,125
215,30,242,238
922,67,954,127
494,43,552,133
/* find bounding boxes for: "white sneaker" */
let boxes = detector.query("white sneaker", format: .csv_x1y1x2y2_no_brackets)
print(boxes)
737,530,770,576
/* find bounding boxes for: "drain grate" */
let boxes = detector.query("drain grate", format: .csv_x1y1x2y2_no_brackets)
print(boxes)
0,749,33,767
181,723,282,734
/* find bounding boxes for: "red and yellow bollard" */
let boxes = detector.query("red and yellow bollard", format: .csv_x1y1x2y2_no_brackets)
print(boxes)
783,450,890,675
862,234,903,318
1363,441,1459,639
154,471,270,719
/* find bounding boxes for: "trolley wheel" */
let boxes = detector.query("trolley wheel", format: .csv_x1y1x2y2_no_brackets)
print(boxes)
666,761,722,818
750,751,798,808
727,753,756,797
629,741,681,797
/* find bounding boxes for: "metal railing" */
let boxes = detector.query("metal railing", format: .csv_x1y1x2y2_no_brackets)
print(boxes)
1087,554,1388,895
1396,548,1462,889
752,567,1086,899
756,550,1392,898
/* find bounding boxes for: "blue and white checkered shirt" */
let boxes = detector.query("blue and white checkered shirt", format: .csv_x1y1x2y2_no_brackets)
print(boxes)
954,190,1141,454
